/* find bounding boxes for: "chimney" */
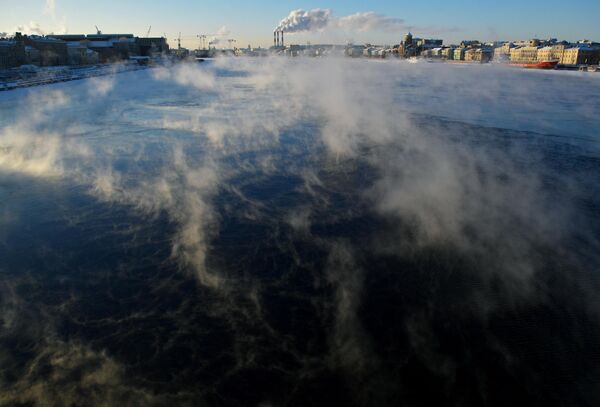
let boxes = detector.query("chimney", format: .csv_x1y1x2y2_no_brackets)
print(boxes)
281,31,284,47
274,31,276,47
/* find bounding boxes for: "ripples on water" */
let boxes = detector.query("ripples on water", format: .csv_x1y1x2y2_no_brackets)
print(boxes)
0,59,599,406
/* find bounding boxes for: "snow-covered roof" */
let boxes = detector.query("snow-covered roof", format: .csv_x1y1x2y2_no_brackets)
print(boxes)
570,44,599,51
87,41,113,48
28,36,64,43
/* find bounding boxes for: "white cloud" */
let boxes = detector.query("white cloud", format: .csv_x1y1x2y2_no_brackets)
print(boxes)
335,11,406,33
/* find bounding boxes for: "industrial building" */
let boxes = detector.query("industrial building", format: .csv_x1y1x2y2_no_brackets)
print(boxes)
0,40,26,69
0,32,169,69
20,33,68,66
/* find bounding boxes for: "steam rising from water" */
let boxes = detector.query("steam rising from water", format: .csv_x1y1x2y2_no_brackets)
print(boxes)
0,58,599,405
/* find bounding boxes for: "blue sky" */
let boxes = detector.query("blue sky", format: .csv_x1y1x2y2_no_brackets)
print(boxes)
2,0,600,48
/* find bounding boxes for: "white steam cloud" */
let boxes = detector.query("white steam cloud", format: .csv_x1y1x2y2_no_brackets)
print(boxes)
15,21,48,36
208,25,232,47
14,19,68,36
275,9,332,33
275,8,407,33
13,1,67,36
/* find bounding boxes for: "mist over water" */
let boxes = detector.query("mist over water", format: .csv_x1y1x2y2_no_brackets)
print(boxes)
0,59,599,406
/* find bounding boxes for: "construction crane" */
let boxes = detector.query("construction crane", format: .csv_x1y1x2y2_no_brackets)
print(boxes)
146,25,151,38
95,25,101,35
197,34,213,50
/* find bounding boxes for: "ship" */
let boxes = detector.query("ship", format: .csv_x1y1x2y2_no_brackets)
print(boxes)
509,60,559,69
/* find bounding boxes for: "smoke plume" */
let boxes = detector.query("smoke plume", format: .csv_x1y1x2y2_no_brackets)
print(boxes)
275,8,407,34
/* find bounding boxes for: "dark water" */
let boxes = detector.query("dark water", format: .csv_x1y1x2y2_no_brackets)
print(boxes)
0,60,599,406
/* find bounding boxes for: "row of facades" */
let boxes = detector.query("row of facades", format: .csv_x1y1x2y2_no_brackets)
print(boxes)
495,39,600,65
0,33,169,69
419,38,600,66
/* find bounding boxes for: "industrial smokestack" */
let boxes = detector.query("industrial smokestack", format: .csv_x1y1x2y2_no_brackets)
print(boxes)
281,30,284,47
274,31,276,47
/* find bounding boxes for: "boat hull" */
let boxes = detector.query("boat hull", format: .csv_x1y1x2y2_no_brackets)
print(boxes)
509,60,559,70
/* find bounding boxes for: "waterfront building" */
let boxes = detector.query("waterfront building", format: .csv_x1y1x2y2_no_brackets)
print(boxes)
465,48,493,63
453,48,466,61
441,47,455,60
84,34,137,61
537,44,567,62
21,34,68,66
345,45,365,58
398,32,417,58
25,46,40,65
417,38,443,50
560,45,600,66
0,39,26,69
135,37,169,56
67,42,99,65
493,42,514,61
460,40,479,47
509,46,539,63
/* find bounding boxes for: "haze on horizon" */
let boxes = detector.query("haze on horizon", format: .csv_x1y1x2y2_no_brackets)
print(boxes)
1,0,599,49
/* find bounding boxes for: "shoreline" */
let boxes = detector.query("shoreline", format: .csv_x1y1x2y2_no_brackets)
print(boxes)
0,63,150,92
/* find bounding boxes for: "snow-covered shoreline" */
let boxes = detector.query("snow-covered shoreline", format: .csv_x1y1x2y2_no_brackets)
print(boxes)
0,63,149,91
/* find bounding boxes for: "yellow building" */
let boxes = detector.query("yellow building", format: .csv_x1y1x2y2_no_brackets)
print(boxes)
537,44,567,62
560,46,600,66
442,47,455,60
509,46,539,63
493,43,514,61
464,48,492,63
453,48,466,61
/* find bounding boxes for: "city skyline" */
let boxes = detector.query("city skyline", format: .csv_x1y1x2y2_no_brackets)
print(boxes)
2,0,600,49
